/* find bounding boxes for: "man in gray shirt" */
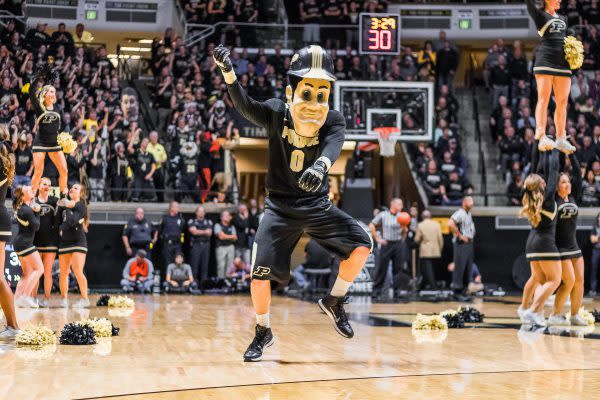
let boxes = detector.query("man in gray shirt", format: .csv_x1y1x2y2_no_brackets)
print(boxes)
447,196,476,301
164,252,196,293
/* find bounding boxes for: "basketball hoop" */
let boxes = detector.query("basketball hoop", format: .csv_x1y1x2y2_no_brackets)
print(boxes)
374,127,400,157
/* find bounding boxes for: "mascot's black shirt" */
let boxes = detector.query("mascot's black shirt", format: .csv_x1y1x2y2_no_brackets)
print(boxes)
228,80,345,199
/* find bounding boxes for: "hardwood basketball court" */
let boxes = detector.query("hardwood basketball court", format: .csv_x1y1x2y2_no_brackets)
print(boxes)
2,295,600,399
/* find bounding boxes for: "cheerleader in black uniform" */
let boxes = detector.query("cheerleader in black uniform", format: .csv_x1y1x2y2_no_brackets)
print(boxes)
0,126,19,340
519,148,561,326
526,0,576,154
548,151,587,325
58,183,89,308
30,177,59,307
12,185,44,308
29,68,69,198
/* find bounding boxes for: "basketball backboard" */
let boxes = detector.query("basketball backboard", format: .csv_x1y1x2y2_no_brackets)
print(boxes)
333,81,434,142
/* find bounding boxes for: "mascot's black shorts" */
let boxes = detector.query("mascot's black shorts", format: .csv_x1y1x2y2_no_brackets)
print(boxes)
251,195,373,285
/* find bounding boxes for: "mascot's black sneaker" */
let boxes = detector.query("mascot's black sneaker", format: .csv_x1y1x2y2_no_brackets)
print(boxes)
243,324,275,362
318,295,354,338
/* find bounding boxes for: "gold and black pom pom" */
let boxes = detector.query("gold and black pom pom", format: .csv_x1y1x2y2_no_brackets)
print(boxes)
57,132,77,154
59,323,97,345
96,294,111,307
564,36,584,70
33,64,59,85
441,310,465,328
457,306,484,323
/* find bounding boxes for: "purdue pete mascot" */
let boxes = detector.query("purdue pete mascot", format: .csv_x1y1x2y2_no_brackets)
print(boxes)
213,44,373,362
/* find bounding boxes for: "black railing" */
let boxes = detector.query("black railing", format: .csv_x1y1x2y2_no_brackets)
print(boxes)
470,56,489,206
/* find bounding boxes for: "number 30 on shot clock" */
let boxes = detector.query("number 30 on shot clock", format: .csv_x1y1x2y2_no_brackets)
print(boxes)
359,13,401,55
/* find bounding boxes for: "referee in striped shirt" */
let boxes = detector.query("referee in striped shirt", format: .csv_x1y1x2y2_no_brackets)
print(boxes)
447,196,476,301
369,198,410,297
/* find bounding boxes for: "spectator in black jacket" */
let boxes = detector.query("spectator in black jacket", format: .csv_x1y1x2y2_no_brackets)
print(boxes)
489,55,510,108
24,22,49,51
436,40,458,90
107,142,130,201
443,171,473,206
130,138,156,202
507,174,524,206
423,160,446,205
498,125,524,175
232,204,251,264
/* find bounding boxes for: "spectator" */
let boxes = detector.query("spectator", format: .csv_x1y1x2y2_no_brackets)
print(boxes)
435,40,458,90
86,139,105,202
164,252,196,293
417,41,436,81
300,0,321,45
232,204,251,264
130,137,156,202
120,249,154,293
227,256,252,280
507,174,524,206
443,171,473,206
187,205,213,283
292,239,334,290
423,160,446,205
498,125,524,175
158,201,186,268
447,196,476,301
13,133,32,189
214,210,237,279
146,131,167,202
590,213,600,296
415,210,443,290
489,55,510,108
107,142,130,201
368,198,411,298
582,170,600,207
122,207,157,258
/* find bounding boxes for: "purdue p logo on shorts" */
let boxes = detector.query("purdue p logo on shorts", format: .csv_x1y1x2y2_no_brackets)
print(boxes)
253,266,271,278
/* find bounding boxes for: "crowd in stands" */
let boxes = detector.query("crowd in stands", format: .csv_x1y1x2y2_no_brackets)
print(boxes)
121,201,261,293
486,3,600,206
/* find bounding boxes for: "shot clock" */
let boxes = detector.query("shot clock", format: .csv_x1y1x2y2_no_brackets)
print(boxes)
359,13,401,55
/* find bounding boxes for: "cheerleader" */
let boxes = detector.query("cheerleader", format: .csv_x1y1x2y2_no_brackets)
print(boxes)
526,0,576,153
30,177,59,307
547,151,587,325
12,185,44,308
519,148,561,326
58,183,89,308
29,66,69,198
0,126,19,340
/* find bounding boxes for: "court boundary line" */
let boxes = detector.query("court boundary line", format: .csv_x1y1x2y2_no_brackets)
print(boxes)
74,367,600,399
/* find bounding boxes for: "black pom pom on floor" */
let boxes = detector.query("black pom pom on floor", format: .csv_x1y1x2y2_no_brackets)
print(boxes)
442,313,465,328
96,295,111,307
59,323,97,345
592,309,600,323
111,324,120,337
458,306,484,323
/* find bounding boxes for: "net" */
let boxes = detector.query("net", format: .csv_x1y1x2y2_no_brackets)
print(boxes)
374,127,400,157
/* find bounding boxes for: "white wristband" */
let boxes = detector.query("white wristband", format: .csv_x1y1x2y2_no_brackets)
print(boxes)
316,156,332,172
222,70,237,85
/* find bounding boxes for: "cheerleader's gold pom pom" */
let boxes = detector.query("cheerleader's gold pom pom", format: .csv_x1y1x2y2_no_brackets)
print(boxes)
15,325,57,346
79,318,113,338
578,308,595,325
564,36,584,70
21,83,30,94
411,313,448,330
108,295,135,308
57,132,77,154
412,329,448,344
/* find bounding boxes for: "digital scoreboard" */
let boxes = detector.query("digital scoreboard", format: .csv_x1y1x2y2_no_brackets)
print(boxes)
359,13,401,55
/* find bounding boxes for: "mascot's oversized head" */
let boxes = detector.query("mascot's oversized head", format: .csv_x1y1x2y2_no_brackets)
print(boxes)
286,45,336,139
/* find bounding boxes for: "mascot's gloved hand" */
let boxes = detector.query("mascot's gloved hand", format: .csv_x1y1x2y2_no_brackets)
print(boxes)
299,159,327,192
213,45,233,72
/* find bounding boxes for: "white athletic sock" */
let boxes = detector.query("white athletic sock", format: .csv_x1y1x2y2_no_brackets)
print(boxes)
330,276,353,297
256,313,270,328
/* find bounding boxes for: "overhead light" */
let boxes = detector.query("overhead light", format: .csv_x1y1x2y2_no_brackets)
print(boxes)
108,54,141,60
118,47,151,52
138,39,153,44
